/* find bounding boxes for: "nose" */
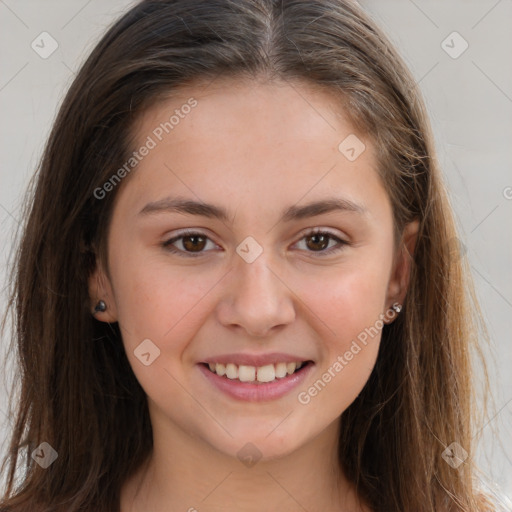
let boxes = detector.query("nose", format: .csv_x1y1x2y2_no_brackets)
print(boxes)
215,251,296,338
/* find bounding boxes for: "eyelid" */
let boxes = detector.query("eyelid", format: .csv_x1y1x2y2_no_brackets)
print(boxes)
296,226,348,241
163,227,215,242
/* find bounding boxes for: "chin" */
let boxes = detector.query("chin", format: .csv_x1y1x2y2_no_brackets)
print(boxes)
201,420,314,464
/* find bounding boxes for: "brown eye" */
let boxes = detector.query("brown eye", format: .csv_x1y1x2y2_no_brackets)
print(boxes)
163,231,217,257
295,229,348,256
305,233,330,251
181,234,207,252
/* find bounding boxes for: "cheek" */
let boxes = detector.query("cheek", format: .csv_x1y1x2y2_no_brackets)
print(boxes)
110,248,220,355
109,251,225,409
296,254,391,343
292,255,390,414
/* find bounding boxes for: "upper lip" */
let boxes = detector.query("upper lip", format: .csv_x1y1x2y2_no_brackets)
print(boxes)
201,352,313,367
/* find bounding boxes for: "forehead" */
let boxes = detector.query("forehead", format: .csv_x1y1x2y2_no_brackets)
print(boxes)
140,78,344,138
115,77,387,223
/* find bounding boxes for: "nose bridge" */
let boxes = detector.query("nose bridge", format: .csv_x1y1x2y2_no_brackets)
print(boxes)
218,243,295,336
238,251,277,295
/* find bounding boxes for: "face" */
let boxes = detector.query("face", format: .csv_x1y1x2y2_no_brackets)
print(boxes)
90,78,417,461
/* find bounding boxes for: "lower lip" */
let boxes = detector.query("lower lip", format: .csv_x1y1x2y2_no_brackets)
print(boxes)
198,362,314,402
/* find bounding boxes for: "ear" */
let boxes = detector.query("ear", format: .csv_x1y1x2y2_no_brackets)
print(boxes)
383,219,419,323
88,259,118,323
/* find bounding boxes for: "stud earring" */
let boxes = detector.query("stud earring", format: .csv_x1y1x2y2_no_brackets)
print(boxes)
94,300,107,313
391,303,402,314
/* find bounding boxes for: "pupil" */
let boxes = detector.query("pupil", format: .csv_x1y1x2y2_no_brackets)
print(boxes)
308,234,328,251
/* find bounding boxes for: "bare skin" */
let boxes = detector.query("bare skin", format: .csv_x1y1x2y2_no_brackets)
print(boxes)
89,77,418,512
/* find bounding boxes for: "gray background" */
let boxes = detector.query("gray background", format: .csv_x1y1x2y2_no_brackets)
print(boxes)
0,0,511,504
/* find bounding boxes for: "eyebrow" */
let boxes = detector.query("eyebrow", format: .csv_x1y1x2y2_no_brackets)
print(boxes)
138,196,367,223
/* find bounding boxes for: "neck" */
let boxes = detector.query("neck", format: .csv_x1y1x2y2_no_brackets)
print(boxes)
121,411,367,512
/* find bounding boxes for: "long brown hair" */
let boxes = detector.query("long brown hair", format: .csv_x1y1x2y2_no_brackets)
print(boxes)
0,0,497,510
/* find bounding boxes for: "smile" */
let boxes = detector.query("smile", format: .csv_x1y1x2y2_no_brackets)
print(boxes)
198,357,314,402
206,361,306,383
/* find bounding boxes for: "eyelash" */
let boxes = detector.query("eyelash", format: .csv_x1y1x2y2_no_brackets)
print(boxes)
162,228,349,258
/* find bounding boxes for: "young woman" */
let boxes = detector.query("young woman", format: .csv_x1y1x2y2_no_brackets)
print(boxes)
0,0,503,510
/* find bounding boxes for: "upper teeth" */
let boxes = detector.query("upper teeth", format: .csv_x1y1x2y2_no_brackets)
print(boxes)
207,362,304,383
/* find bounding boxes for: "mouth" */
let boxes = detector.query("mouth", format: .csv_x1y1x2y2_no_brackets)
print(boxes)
200,360,313,384
197,358,315,402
